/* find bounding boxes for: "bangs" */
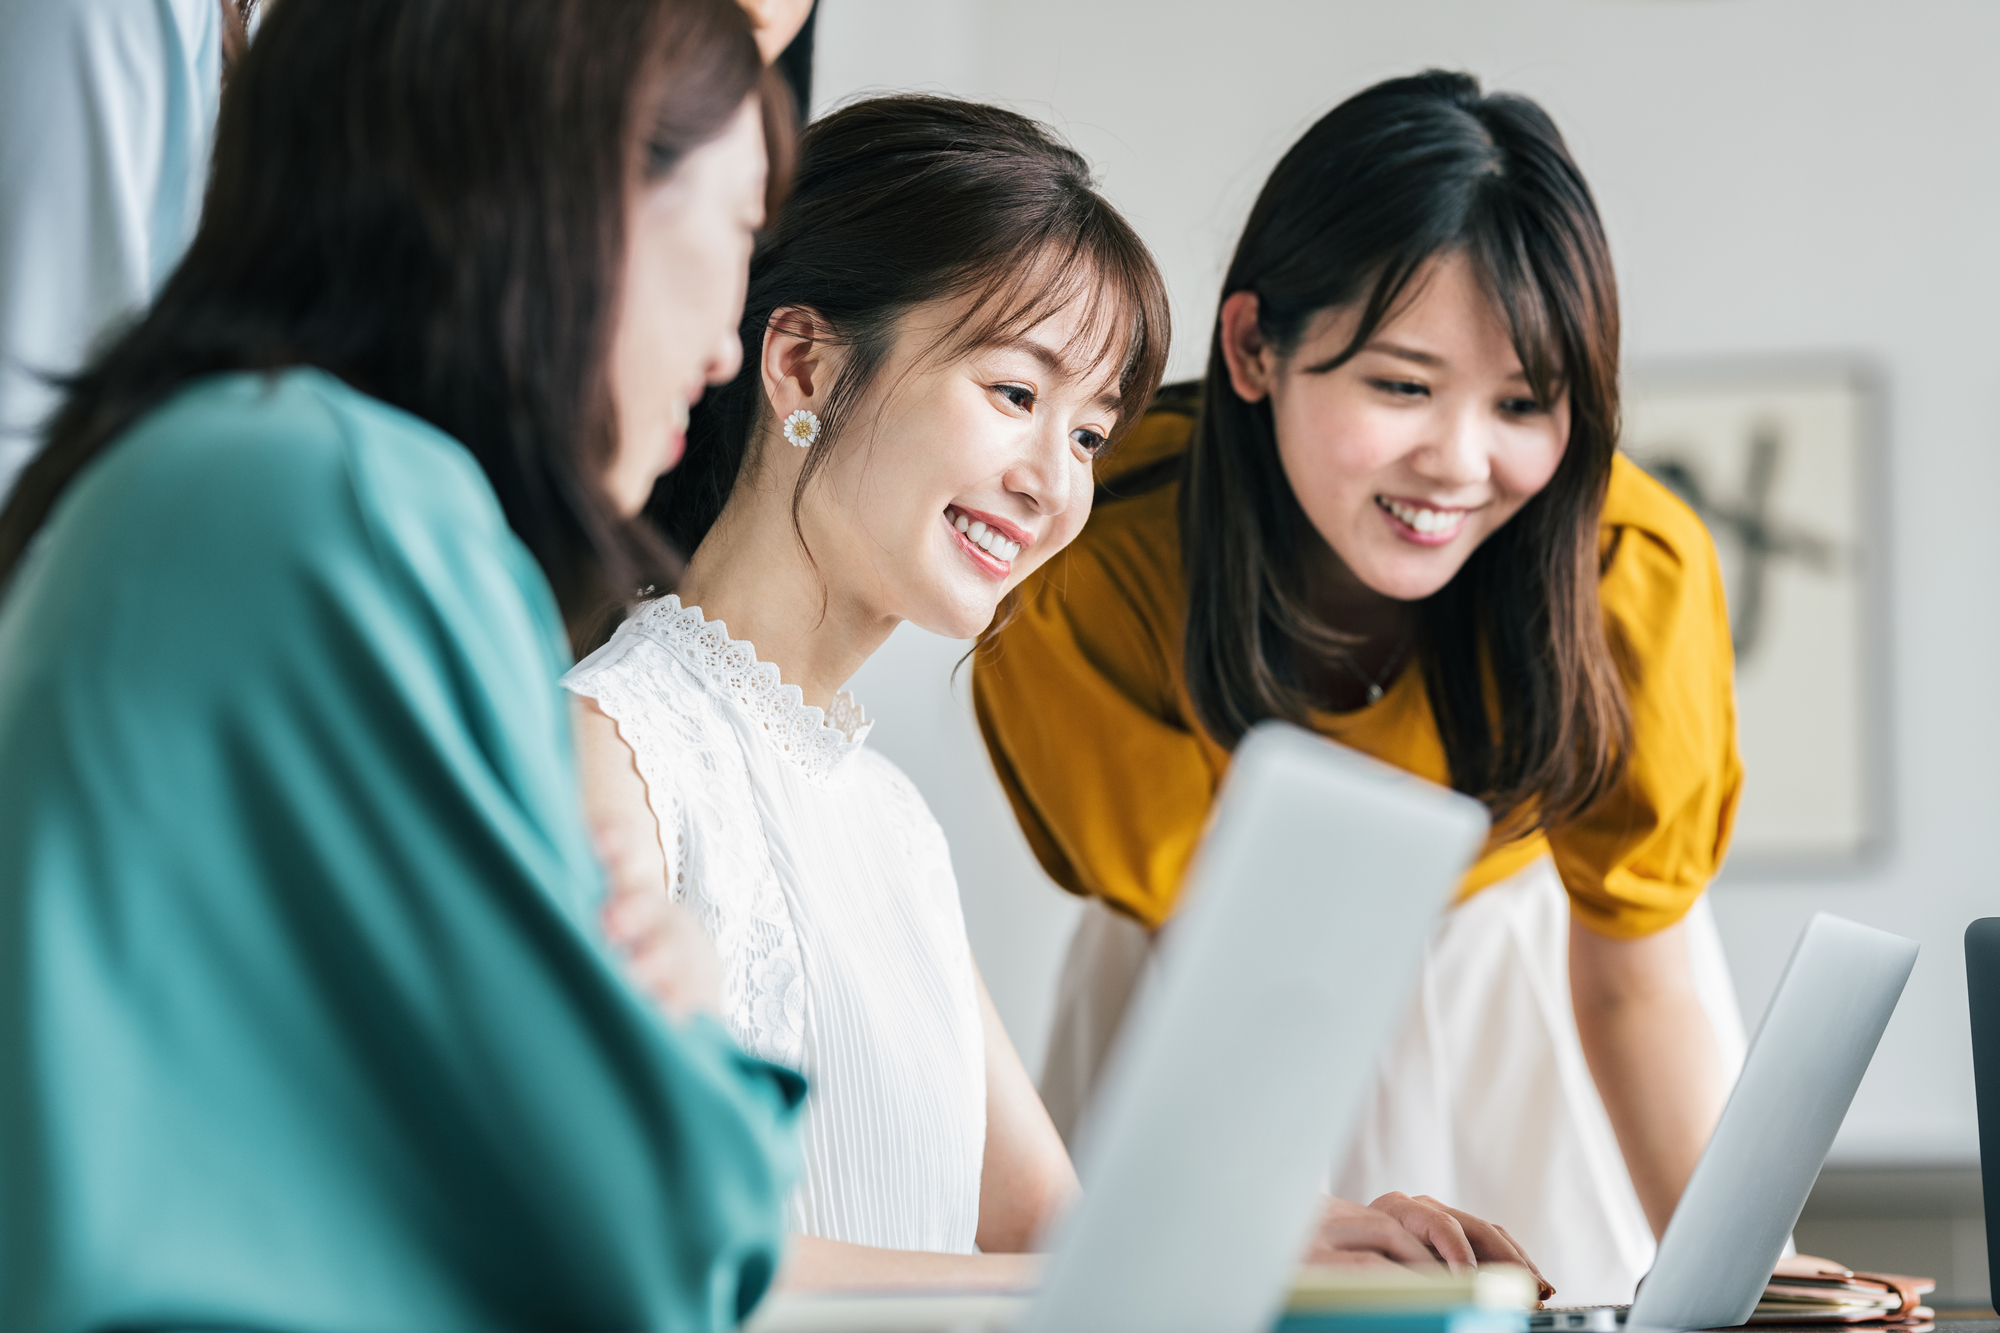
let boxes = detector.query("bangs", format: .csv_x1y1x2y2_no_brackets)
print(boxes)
1466,202,1580,411
933,203,1170,448
1323,204,1602,418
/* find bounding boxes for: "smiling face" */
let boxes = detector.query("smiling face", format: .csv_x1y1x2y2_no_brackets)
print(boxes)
1224,251,1571,605
604,96,769,518
781,290,1124,640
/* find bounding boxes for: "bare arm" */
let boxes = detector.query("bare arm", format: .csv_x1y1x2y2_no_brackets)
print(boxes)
973,959,1079,1254
1570,917,1728,1238
779,1237,1040,1291
572,695,720,1021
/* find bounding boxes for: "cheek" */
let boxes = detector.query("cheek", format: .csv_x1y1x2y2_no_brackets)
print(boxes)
1491,419,1569,508
614,237,682,389
1273,393,1399,514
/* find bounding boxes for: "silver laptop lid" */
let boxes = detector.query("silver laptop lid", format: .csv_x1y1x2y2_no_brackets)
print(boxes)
1627,913,1916,1332
1022,721,1489,1333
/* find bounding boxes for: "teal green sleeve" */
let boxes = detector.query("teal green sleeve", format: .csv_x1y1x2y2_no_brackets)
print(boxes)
0,370,803,1332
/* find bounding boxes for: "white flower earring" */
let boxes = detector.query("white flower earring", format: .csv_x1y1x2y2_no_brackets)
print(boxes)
782,408,820,448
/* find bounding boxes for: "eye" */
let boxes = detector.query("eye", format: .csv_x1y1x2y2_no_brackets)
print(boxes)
1071,426,1109,459
993,384,1035,412
1369,377,1429,400
1499,396,1546,417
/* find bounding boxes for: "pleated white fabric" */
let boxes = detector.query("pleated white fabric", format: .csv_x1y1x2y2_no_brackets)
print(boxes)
1332,860,1747,1305
1040,859,1746,1305
564,596,986,1254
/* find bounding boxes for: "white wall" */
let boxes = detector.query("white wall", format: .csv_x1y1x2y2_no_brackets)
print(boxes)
820,0,2000,1160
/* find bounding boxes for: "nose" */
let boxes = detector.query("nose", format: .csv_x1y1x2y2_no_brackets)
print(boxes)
1003,419,1075,520
1411,400,1493,489
704,327,743,387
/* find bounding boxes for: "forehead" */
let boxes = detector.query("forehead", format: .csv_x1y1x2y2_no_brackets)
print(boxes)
1300,253,1538,374
899,270,1136,404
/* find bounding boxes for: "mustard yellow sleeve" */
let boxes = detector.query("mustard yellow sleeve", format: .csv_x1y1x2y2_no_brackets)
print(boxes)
1551,459,1744,938
972,530,1220,931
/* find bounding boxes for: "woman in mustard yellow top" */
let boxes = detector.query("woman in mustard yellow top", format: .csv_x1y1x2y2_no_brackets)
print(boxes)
975,71,1743,1305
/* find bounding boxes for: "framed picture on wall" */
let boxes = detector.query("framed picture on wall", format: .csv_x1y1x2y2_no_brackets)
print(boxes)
1620,358,1885,872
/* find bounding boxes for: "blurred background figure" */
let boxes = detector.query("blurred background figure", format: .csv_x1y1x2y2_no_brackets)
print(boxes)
0,0,248,504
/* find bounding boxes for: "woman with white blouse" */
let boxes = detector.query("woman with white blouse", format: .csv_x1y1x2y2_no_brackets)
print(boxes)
569,94,1545,1289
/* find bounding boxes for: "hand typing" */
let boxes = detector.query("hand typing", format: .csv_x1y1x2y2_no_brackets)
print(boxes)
1305,1193,1554,1301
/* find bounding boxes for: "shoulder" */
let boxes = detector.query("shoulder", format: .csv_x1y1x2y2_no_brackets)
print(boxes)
98,368,500,533
90,370,521,597
1601,453,1718,571
1599,455,1726,619
36,369,565,681
1596,453,1733,675
564,602,727,738
847,745,959,896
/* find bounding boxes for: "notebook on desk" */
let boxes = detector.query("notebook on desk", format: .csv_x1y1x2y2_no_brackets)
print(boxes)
751,1266,1538,1333
748,721,1492,1333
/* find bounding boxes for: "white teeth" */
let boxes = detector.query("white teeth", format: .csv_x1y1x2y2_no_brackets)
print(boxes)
946,507,1019,561
1382,498,1465,535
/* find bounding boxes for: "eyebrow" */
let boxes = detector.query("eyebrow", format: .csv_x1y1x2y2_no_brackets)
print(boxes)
985,335,1123,411
1314,337,1536,383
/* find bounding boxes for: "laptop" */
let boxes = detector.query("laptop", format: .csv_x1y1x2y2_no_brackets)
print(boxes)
749,720,1491,1333
1532,913,1917,1333
1962,919,2000,1303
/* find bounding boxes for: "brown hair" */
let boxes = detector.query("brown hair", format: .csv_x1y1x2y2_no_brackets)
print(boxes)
0,0,793,647
1185,69,1628,831
649,94,1169,569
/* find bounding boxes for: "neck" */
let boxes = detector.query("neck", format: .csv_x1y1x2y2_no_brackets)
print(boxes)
1301,538,1414,644
1295,537,1419,712
674,471,900,714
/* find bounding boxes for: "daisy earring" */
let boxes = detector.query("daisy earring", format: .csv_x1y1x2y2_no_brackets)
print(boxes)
782,408,820,448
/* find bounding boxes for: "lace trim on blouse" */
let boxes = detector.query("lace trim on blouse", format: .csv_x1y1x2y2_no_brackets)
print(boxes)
623,594,873,785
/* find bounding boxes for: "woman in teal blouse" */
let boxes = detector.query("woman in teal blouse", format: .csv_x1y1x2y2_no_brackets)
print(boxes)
0,1,803,1329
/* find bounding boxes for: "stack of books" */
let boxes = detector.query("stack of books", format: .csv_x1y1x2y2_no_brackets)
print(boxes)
743,1264,1540,1333
1745,1257,1935,1328
1276,1263,1538,1333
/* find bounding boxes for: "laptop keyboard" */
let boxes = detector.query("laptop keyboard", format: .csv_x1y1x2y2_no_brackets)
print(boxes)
1528,1306,1629,1331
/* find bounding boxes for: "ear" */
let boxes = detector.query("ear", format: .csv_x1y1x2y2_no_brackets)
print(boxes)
760,305,832,427
1218,291,1277,403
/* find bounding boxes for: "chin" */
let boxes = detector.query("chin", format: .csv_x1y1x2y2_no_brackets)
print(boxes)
1357,559,1463,604
908,592,1004,642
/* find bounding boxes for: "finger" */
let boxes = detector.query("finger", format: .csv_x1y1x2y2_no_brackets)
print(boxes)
1411,1195,1509,1266
1408,1197,1554,1301
1411,1196,1530,1272
589,819,641,875
603,887,670,944
1320,1203,1438,1268
1371,1192,1474,1274
1492,1223,1555,1301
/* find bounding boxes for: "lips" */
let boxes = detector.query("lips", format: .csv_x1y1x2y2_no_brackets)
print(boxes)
945,506,1023,561
1376,495,1472,544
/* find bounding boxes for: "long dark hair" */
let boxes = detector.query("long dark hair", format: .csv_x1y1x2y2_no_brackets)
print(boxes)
1185,70,1629,831
0,0,793,647
650,94,1169,561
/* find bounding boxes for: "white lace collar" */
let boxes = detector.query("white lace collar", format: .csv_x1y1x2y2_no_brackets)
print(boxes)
624,594,873,783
